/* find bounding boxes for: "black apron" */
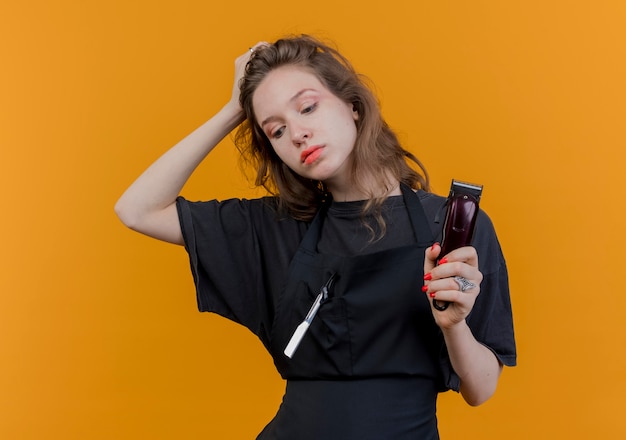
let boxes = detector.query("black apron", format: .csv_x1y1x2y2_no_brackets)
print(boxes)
259,185,442,440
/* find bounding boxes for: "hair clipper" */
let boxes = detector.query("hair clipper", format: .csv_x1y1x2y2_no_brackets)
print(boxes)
433,180,483,311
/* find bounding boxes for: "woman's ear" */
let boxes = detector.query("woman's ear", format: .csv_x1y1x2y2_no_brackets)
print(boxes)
352,104,359,120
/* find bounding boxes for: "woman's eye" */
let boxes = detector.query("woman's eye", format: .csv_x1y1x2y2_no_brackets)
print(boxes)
271,127,285,139
301,102,318,114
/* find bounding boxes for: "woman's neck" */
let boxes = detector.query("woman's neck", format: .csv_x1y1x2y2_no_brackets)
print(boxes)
327,178,402,202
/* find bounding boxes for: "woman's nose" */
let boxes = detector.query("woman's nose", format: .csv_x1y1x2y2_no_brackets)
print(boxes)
291,125,311,145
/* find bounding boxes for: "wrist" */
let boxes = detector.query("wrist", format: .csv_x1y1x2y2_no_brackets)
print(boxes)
440,318,469,338
217,101,245,130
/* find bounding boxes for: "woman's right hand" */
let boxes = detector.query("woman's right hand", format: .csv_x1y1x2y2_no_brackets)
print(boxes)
115,42,270,245
229,42,269,110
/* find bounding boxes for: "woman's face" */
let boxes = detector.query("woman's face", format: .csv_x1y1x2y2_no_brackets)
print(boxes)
252,65,358,188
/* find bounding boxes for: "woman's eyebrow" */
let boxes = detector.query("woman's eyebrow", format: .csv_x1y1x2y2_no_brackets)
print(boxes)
260,89,317,128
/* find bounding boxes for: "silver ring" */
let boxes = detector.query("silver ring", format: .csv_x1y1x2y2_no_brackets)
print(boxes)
454,276,476,292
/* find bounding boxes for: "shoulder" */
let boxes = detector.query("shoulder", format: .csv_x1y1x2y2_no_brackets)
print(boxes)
415,189,447,216
177,195,282,222
176,195,308,240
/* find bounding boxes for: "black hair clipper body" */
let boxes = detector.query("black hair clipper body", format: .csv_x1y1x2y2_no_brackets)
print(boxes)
433,180,483,311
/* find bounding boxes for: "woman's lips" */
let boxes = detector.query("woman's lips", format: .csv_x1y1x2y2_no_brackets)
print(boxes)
301,146,323,165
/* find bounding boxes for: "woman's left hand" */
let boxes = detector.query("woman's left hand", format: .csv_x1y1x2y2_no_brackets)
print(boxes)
423,243,483,329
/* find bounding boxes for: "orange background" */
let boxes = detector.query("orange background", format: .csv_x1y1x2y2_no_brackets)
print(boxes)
1,0,625,438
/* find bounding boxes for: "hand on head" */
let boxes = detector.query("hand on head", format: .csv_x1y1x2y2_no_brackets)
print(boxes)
230,42,269,110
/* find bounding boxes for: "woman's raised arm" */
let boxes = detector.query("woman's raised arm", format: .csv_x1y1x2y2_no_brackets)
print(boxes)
114,47,260,245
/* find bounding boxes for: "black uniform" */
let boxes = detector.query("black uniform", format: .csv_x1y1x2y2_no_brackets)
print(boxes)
176,186,516,439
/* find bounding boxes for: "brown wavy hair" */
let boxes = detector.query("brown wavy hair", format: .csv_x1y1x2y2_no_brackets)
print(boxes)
235,35,430,227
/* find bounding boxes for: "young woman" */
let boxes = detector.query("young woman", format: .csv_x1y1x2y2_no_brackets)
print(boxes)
115,35,516,439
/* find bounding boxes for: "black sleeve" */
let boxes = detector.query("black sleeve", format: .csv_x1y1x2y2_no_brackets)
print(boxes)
439,210,517,391
175,196,306,346
467,210,517,367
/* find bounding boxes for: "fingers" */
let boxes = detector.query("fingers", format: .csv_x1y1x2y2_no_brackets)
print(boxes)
237,41,269,64
440,246,479,268
424,245,481,281
425,276,480,301
422,274,480,326
424,242,441,274
231,42,270,105
250,41,270,52
428,260,482,283
423,244,482,322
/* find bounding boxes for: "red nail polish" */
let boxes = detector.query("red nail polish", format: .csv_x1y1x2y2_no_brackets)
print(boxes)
423,273,432,281
431,242,440,251
429,292,436,298
421,285,429,292
438,257,448,265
